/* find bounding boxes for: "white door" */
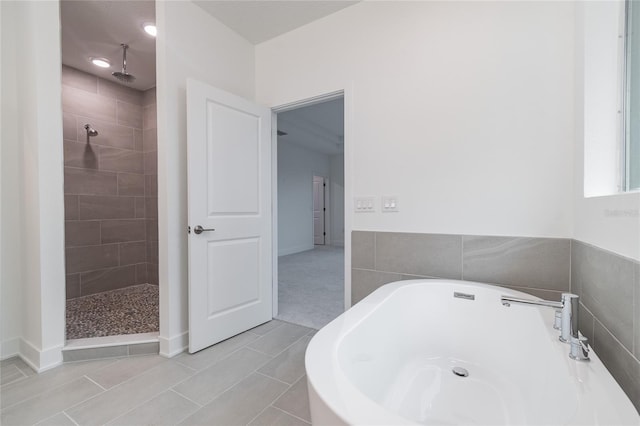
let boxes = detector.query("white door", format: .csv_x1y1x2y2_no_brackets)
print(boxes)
313,176,325,245
187,79,272,353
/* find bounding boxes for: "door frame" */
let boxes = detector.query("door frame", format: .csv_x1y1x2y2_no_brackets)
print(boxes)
271,90,352,317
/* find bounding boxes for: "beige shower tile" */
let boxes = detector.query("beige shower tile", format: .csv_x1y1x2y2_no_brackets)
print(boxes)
76,118,135,150
64,168,118,196
65,244,119,274
65,220,101,247
78,195,135,219
62,86,115,122
99,147,144,174
62,65,97,93
117,100,143,128
117,172,145,196
98,77,143,105
100,219,146,243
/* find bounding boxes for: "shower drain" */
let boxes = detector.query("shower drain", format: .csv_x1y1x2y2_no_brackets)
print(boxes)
452,367,469,377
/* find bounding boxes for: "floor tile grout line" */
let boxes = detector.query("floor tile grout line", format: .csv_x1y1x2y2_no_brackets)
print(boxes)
244,404,272,426
270,405,312,425
168,388,204,408
83,375,108,391
254,371,291,387
173,337,268,373
69,356,173,400
62,411,80,426
82,371,192,426
106,387,200,425
0,368,107,413
247,329,312,359
48,379,117,426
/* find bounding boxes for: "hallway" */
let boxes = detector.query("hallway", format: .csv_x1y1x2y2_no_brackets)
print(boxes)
276,246,344,330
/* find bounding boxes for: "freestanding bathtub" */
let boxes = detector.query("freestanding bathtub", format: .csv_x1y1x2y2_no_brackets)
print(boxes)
305,279,640,425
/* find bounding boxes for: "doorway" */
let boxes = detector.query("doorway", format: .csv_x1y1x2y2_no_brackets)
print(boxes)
274,97,345,330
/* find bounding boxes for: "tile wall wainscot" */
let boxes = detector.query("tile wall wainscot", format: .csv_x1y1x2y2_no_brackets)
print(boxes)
62,65,158,298
571,240,640,413
351,231,640,413
351,231,571,304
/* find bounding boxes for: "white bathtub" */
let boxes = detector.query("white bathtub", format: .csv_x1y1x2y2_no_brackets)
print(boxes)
305,279,640,425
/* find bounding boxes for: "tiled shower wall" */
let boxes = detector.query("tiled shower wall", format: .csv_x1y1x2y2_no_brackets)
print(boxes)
62,65,158,298
352,231,640,413
143,89,158,285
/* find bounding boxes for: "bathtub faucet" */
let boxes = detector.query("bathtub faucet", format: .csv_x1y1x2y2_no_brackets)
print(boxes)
501,293,589,361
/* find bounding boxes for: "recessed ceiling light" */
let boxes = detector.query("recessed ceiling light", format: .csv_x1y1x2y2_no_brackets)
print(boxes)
144,24,157,37
91,58,110,68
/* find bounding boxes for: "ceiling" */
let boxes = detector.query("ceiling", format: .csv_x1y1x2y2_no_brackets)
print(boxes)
193,0,358,44
278,98,344,156
59,0,358,91
60,1,156,91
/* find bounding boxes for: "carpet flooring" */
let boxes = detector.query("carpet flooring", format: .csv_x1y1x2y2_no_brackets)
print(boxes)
276,245,344,330
66,284,159,340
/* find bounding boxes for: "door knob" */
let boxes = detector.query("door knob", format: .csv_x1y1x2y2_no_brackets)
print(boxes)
194,225,215,234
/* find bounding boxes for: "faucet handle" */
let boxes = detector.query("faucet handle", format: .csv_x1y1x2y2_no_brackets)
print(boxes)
553,309,562,330
569,333,590,361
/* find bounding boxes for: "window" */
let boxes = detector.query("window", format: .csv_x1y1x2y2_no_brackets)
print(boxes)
624,0,640,191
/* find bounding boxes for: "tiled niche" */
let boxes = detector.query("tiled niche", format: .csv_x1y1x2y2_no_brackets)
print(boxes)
352,231,640,413
62,65,158,298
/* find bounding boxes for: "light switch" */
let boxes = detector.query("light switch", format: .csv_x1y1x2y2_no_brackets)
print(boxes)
354,197,376,212
381,196,399,212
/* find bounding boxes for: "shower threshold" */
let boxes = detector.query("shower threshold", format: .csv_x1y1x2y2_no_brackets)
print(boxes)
63,332,160,362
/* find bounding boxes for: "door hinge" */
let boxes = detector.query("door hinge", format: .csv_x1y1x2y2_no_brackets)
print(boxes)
323,183,326,187
187,226,191,234
323,207,326,211
323,232,326,236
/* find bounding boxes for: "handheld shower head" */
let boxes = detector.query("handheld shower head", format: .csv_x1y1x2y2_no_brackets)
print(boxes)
112,43,136,84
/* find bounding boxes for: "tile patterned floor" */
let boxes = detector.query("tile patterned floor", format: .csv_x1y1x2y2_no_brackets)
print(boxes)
66,284,159,340
0,320,314,426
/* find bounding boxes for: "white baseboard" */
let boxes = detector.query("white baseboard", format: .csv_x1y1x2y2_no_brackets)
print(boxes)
331,240,345,247
19,339,63,372
159,331,188,358
278,244,314,257
0,337,20,360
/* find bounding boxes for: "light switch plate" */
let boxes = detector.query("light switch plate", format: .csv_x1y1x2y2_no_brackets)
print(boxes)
354,197,376,212
381,196,399,212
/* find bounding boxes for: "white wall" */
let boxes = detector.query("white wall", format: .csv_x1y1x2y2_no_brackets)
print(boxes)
0,0,23,360
156,0,255,356
278,140,330,255
574,2,640,261
256,1,575,239
330,153,344,246
0,1,66,369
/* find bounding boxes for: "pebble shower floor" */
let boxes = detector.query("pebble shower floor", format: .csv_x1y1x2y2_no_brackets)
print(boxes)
65,284,159,340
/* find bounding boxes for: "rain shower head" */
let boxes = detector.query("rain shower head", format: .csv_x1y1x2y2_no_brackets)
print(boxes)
112,43,136,84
